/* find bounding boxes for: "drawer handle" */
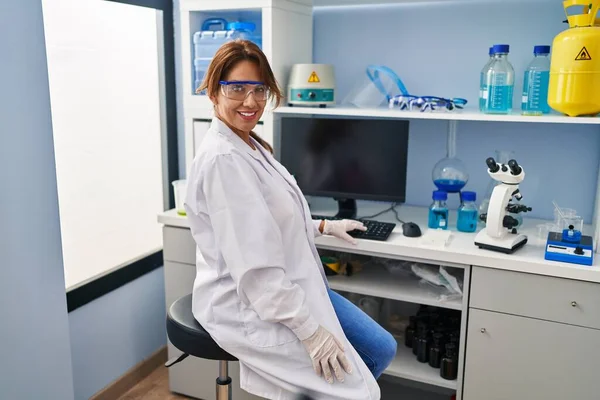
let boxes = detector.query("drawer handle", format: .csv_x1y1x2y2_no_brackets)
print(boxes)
480,328,486,333
571,301,578,307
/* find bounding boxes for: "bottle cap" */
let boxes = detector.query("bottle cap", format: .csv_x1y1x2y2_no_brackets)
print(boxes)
433,190,447,201
492,44,510,54
533,45,551,55
462,191,476,202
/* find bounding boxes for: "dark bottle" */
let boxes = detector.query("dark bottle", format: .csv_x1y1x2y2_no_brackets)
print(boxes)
415,322,429,363
440,343,458,380
405,316,416,348
428,332,444,368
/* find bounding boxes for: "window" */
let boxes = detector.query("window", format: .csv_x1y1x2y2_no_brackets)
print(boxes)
42,0,177,297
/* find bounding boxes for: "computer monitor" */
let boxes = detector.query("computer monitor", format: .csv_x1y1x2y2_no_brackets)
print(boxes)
279,116,409,218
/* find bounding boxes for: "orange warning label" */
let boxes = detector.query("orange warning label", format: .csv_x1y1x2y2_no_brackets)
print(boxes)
308,71,320,83
575,47,592,61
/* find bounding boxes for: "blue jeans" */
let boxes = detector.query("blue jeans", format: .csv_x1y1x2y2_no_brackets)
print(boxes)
328,288,397,379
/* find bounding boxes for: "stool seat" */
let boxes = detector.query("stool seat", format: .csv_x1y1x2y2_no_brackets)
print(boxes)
167,294,237,362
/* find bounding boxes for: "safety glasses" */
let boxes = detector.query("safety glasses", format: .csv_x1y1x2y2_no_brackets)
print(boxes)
219,80,270,102
389,95,467,112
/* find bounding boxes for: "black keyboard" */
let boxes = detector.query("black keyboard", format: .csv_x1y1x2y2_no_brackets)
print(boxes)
312,215,396,241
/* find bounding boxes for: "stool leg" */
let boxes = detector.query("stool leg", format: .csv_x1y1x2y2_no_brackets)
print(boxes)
216,360,232,400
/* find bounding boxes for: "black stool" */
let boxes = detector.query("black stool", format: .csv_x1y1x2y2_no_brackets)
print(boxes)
165,294,237,400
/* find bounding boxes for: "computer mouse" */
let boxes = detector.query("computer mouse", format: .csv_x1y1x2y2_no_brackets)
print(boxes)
402,222,422,238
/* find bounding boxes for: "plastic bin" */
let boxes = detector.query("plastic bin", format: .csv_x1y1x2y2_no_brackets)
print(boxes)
192,18,262,93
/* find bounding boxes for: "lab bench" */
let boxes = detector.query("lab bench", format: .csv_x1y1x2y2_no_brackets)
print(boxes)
158,204,600,400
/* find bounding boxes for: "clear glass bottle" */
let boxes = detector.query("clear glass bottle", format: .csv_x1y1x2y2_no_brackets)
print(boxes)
522,45,551,115
428,190,449,230
483,44,515,114
457,191,478,232
479,47,493,112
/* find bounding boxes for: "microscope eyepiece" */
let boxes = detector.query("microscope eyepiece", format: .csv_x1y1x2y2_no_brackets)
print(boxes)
486,157,500,173
508,159,522,175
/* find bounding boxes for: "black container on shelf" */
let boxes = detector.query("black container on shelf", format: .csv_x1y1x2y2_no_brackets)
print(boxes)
440,343,458,380
405,316,416,348
428,332,444,369
415,321,430,363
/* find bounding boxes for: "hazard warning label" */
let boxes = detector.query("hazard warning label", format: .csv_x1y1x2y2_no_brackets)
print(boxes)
308,71,320,83
575,47,592,61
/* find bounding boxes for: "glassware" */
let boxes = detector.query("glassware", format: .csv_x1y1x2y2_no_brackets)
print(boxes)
522,45,551,115
428,190,449,230
172,179,187,216
482,44,515,114
405,316,416,348
440,343,458,380
480,47,493,111
432,121,469,193
457,191,478,232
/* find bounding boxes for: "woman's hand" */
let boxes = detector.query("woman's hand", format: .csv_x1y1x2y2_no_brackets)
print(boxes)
321,219,366,245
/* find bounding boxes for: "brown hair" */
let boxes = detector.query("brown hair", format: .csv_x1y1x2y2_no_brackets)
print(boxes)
197,39,283,153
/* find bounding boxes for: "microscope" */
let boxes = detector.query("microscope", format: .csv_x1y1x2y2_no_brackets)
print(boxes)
474,157,532,254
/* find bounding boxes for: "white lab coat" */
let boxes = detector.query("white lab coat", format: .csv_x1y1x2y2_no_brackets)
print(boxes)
184,118,380,400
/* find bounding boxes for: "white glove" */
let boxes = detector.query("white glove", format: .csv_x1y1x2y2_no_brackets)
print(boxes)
322,219,366,245
301,325,352,384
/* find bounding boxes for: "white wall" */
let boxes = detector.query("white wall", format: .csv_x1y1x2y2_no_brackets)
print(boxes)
0,1,75,398
42,0,165,289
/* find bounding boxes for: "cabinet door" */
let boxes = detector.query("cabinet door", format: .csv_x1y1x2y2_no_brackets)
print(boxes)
463,308,600,400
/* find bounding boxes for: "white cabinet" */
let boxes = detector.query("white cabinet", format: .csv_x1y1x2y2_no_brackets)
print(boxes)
463,308,600,400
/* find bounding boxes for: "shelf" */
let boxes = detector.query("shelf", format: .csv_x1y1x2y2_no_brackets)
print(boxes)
327,265,463,310
274,105,600,125
384,344,457,390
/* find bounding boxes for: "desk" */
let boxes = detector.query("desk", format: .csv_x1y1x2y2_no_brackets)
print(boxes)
158,204,600,400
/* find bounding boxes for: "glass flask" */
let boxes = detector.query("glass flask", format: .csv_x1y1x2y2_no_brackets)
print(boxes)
432,121,469,193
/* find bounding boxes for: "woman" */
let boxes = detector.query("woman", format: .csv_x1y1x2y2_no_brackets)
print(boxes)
184,39,396,400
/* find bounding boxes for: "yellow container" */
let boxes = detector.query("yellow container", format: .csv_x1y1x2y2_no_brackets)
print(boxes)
548,0,600,116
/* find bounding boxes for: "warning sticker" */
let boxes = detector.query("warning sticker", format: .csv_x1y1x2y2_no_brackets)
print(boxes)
575,47,592,61
308,71,320,83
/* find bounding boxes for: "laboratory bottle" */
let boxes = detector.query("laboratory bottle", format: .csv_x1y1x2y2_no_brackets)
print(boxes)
405,316,416,348
415,322,430,363
440,343,458,380
428,332,444,369
479,47,494,111
428,190,449,230
483,44,515,114
457,191,478,232
521,45,551,115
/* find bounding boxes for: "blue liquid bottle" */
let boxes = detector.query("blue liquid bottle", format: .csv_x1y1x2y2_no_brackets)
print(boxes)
428,190,449,230
483,44,515,114
521,45,551,115
457,191,478,232
479,47,493,111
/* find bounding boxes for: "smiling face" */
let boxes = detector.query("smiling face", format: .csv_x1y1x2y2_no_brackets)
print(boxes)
212,60,266,134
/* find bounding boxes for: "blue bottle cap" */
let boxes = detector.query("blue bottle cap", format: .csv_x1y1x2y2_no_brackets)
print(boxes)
492,44,510,54
534,45,551,55
462,191,476,202
433,190,447,201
